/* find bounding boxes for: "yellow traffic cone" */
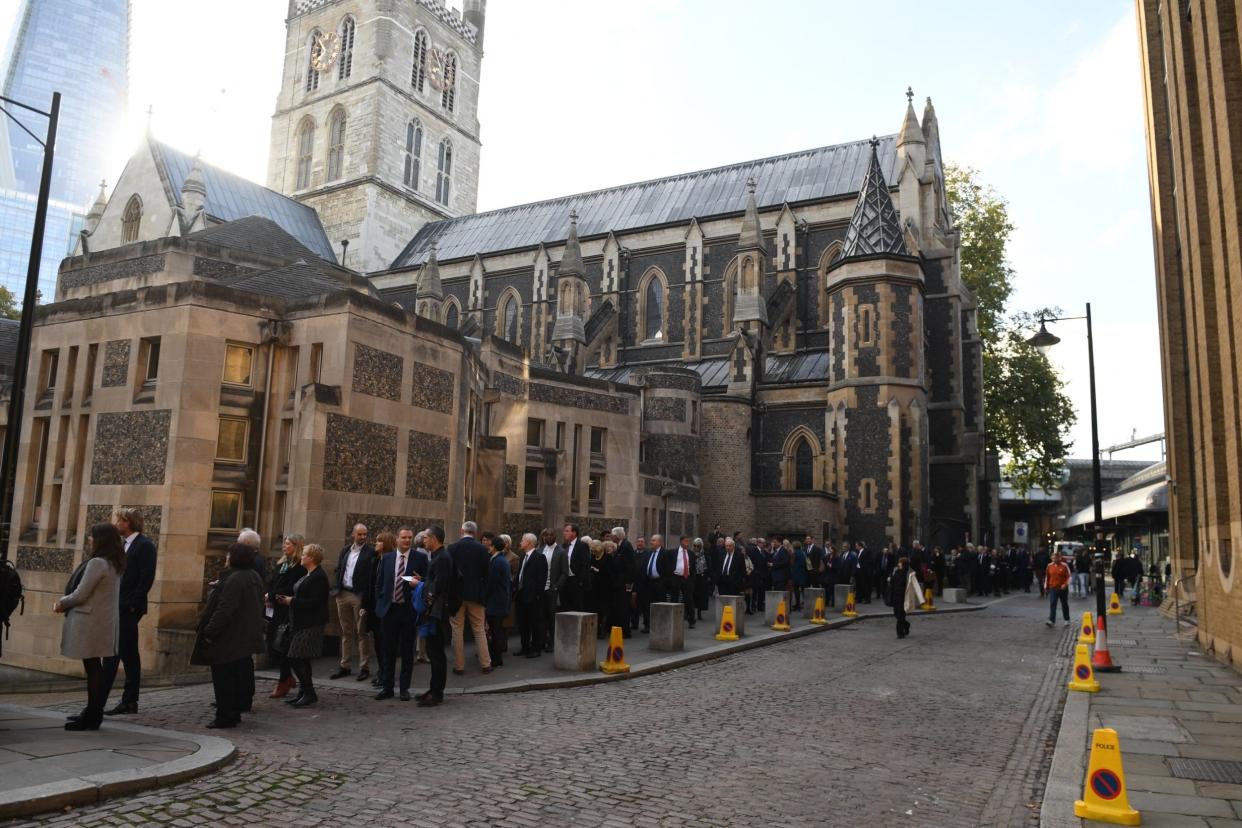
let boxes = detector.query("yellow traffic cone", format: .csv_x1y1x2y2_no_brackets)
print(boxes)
842,590,858,618
810,595,827,625
771,599,791,631
920,587,936,611
1068,643,1101,693
1074,727,1140,825
599,626,630,674
1079,611,1096,644
715,604,739,641
1108,592,1124,616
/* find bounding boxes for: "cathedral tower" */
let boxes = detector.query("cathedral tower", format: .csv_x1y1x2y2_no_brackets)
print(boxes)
267,0,485,273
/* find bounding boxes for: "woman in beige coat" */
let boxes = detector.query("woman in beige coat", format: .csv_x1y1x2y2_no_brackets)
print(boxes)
55,523,125,731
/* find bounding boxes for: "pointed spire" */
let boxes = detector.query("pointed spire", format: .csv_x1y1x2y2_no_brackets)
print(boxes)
417,240,443,299
85,179,107,223
558,208,584,278
181,153,206,205
922,95,941,157
838,138,910,261
898,86,924,148
737,176,763,250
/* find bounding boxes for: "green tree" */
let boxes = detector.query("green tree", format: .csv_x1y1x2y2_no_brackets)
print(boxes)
0,284,18,320
944,165,1075,494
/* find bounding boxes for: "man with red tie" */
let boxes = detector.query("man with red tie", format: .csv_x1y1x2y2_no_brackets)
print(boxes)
671,535,696,629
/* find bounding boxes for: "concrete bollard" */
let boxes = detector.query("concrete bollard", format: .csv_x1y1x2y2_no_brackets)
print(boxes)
802,587,825,618
834,583,852,609
715,594,746,637
649,602,685,651
942,588,968,604
553,612,598,671
764,591,785,625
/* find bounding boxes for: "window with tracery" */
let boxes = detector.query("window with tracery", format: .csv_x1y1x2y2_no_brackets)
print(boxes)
296,119,315,189
305,31,321,92
121,195,142,243
435,139,452,204
338,17,355,79
411,30,428,91
327,109,346,180
795,439,814,491
404,120,422,189
441,52,457,111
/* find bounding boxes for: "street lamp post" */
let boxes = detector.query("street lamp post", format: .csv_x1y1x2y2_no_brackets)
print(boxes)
1027,302,1109,622
0,91,61,562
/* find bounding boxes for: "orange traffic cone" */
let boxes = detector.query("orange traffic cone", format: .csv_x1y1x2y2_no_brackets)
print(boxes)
715,604,740,641
1092,612,1121,673
842,590,858,618
809,595,827,625
771,599,791,632
599,626,630,674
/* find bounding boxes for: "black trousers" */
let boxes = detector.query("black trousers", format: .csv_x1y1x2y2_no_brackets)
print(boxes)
426,629,447,698
102,609,142,705
542,591,557,649
679,578,695,624
561,578,583,612
517,598,543,654
486,614,506,666
210,657,250,723
381,608,416,692
81,657,112,723
289,658,315,699
893,605,910,637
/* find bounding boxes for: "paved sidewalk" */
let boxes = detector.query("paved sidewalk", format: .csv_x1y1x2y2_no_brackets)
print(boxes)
0,704,235,819
258,594,996,695
1042,606,1242,827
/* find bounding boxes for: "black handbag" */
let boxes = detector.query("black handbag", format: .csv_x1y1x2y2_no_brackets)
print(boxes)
273,622,293,654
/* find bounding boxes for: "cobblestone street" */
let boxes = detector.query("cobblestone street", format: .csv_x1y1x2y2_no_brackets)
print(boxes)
4,595,1071,827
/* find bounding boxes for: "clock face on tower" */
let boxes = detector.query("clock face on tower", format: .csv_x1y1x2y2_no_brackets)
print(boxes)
311,31,341,72
428,48,447,91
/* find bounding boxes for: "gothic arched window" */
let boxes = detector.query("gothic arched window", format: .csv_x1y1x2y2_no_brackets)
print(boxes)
411,30,428,92
441,52,458,112
327,108,346,181
305,30,321,92
445,301,459,330
121,195,142,243
497,292,520,345
403,120,423,189
338,16,356,80
435,138,452,205
296,118,315,189
640,269,666,342
795,439,814,491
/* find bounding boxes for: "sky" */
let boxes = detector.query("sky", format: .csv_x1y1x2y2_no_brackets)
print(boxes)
0,0,1165,465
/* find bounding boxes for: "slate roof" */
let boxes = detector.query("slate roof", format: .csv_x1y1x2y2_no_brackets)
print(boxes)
227,260,361,300
393,134,899,268
151,141,336,263
0,318,19,373
838,139,910,260
585,349,830,389
186,216,324,264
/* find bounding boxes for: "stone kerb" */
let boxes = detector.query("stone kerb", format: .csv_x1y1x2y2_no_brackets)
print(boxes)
802,587,825,617
553,612,597,671
714,595,746,636
649,602,685,651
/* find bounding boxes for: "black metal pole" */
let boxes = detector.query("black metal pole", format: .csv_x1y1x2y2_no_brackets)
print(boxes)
0,92,59,562
1085,301,1109,623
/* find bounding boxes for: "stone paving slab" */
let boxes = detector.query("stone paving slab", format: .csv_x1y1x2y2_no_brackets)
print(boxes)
0,704,235,819
1040,608,1242,828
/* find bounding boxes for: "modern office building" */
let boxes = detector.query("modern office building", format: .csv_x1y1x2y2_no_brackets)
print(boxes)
0,0,129,299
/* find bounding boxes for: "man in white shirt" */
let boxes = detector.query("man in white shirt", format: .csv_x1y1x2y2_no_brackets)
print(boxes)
540,529,568,652
331,523,374,681
672,535,696,628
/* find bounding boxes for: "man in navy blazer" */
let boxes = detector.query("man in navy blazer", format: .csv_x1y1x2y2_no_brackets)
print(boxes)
447,521,493,674
104,508,157,716
372,532,425,701
514,533,547,658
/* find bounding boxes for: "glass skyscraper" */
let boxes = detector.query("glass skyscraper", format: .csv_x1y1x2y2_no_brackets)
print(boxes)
0,0,129,300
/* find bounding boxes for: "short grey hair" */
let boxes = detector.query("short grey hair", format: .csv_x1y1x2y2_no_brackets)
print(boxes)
461,521,478,535
238,528,261,548
651,534,663,546
521,532,538,547
611,526,626,540
499,533,512,549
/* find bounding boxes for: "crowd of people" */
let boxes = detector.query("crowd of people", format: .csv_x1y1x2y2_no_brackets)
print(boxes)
52,508,1168,731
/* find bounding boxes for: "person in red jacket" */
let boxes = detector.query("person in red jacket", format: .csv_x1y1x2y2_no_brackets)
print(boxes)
1044,551,1073,628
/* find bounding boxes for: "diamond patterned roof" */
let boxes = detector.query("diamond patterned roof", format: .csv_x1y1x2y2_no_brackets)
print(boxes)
838,140,909,260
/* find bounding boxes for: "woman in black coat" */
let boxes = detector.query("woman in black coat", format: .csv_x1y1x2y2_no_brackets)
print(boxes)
266,534,306,699
888,557,912,639
276,543,330,708
193,543,266,729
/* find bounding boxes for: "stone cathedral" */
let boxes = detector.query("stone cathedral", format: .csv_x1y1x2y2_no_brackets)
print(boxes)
1,0,987,675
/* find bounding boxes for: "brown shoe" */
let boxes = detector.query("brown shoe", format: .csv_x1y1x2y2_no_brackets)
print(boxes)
270,678,293,699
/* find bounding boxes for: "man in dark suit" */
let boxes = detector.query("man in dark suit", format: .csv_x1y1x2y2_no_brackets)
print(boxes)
330,523,375,680
878,545,896,604
855,542,874,603
103,508,157,716
541,529,568,651
717,538,746,597
746,540,766,614
561,523,589,611
612,527,637,639
636,534,670,632
373,535,423,701
671,536,695,628
514,533,546,658
629,537,646,630
804,535,823,591
417,526,452,707
447,521,492,674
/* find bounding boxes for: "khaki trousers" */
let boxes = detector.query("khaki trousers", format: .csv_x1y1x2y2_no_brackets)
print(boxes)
450,601,491,671
335,590,371,670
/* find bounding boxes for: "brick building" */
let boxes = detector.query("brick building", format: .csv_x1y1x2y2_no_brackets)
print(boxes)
1136,0,1242,666
1,0,988,676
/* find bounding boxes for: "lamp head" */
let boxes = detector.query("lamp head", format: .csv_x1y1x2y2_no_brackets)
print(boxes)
1026,320,1061,356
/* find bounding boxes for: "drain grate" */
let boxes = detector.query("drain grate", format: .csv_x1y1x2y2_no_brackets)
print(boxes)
1118,664,1167,674
1110,638,1137,645
1168,758,1242,784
